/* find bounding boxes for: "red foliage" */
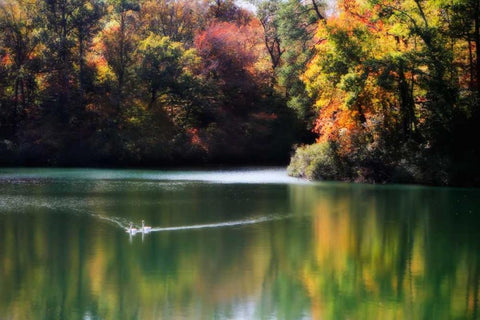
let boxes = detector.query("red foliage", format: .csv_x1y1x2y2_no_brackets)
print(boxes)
1,53,13,66
251,112,278,120
341,0,384,32
187,128,208,152
194,21,263,89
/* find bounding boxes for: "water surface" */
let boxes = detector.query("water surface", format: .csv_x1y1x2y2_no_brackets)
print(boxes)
0,168,479,319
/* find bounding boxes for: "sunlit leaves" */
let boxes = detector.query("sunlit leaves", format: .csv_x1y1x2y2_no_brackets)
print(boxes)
140,0,202,44
137,33,201,106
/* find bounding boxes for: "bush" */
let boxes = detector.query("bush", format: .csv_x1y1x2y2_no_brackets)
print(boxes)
287,142,342,180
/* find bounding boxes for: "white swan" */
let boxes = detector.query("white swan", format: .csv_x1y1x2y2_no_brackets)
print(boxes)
141,220,152,233
126,223,138,235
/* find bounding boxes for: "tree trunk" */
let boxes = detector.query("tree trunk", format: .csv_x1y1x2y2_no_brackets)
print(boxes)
474,1,480,94
311,0,324,20
398,61,416,137
79,31,85,101
468,39,474,90
117,9,126,112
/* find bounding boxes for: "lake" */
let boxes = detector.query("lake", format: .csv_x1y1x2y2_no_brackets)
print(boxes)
0,168,479,319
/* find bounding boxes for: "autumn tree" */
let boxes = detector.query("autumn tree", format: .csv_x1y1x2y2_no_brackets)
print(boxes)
289,0,480,185
0,0,40,135
207,0,252,24
194,21,267,113
36,0,78,120
98,0,140,112
443,0,480,94
140,0,203,45
71,0,103,100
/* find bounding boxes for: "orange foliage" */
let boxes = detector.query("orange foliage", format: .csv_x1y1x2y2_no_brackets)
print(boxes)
305,1,406,155
187,128,208,152
340,0,384,31
314,98,363,154
1,53,13,66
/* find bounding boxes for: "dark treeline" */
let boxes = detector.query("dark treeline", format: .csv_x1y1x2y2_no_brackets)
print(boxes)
0,0,318,166
1,0,480,185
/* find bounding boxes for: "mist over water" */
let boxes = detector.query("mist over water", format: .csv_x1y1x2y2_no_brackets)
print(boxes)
0,167,307,184
0,168,479,319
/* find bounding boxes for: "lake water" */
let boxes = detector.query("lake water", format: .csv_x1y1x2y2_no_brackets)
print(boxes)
0,168,479,319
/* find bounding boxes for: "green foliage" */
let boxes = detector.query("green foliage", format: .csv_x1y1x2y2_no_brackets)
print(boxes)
137,34,195,103
273,0,320,126
287,143,343,180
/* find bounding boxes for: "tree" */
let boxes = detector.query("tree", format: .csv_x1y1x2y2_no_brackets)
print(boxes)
257,0,283,88
194,21,267,113
93,0,139,112
275,0,323,125
207,0,252,24
0,0,40,134
138,35,188,106
37,0,80,120
71,0,103,100
444,0,480,94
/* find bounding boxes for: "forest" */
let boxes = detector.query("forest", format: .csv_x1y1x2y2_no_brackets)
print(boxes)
1,0,479,185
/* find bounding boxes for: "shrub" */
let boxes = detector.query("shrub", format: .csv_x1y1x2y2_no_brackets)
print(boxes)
287,142,342,180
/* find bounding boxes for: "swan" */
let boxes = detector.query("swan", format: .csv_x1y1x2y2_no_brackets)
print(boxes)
126,223,138,235
141,220,152,233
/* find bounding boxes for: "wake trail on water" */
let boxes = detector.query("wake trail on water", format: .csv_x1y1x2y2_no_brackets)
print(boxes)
149,214,291,233
0,198,293,234
70,207,293,233
68,207,132,229
66,205,295,233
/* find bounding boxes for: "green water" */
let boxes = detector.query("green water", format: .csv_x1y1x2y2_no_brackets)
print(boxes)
0,168,479,320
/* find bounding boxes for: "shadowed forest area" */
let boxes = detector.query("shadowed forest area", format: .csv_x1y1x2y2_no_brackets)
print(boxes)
0,0,316,166
1,0,480,185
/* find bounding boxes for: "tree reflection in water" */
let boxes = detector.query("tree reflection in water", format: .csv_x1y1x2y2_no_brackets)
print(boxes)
0,176,479,319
